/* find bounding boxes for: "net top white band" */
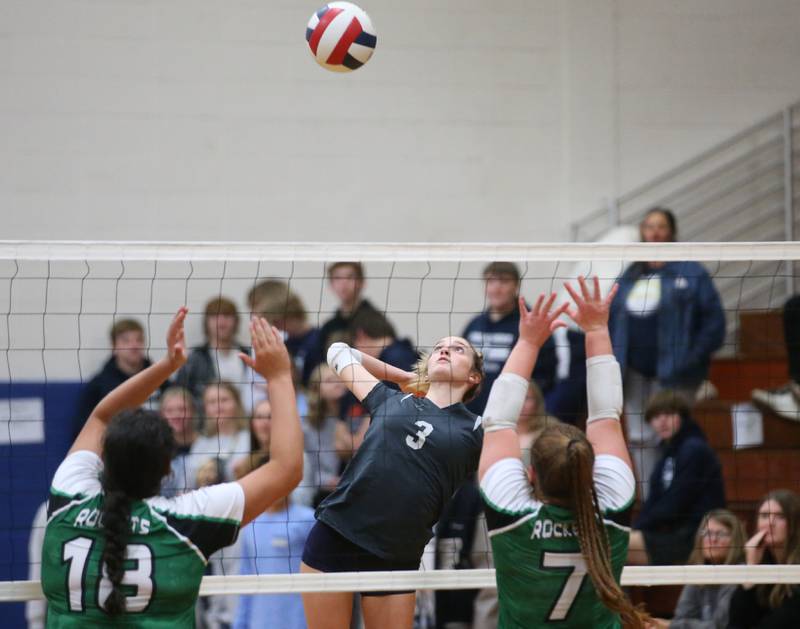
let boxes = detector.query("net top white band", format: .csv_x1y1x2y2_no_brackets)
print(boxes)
3,566,799,602
1,240,799,262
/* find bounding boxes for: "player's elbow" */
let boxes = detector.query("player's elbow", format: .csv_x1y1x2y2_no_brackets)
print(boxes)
280,455,304,492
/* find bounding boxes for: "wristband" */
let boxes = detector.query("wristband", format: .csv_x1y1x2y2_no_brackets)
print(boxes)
327,342,362,375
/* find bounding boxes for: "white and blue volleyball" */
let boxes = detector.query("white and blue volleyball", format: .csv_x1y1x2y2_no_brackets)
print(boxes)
306,2,377,72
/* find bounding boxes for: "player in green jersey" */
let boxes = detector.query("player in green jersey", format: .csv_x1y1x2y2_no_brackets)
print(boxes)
478,277,649,628
41,309,304,627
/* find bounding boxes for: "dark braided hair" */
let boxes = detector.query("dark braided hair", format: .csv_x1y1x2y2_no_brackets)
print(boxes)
100,409,175,615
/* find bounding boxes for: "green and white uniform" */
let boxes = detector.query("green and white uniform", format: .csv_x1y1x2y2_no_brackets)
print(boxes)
480,454,634,628
41,450,244,628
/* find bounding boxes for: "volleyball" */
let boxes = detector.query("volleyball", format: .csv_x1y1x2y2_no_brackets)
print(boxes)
306,2,377,73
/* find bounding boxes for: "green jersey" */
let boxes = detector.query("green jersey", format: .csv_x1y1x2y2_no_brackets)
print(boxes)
41,450,244,628
480,454,635,628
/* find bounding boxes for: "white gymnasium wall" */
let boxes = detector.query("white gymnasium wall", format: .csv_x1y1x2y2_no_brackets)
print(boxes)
1,0,800,380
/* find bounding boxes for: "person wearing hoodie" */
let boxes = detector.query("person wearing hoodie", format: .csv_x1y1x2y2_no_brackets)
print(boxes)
462,261,556,415
71,318,165,439
610,208,725,497
627,390,726,566
351,308,418,375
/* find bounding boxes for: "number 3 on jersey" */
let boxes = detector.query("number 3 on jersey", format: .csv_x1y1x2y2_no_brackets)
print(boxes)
406,420,434,450
542,552,588,621
63,536,154,613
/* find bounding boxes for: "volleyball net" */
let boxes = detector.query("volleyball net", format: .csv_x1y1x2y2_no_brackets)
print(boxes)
1,240,799,604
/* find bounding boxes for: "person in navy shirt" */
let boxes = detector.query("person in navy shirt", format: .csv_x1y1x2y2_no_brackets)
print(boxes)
627,390,725,566
300,335,484,629
462,261,556,415
610,208,725,495
351,308,418,374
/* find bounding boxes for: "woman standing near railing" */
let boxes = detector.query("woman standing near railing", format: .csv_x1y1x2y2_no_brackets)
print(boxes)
609,207,726,496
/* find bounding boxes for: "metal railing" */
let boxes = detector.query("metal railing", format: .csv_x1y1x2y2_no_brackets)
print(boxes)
570,100,799,353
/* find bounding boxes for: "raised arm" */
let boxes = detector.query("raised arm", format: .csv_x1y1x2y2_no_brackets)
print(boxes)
69,307,188,456
237,317,304,525
564,276,632,468
327,342,415,401
478,294,567,480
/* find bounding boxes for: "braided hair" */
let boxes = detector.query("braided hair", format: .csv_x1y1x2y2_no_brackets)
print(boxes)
100,409,175,614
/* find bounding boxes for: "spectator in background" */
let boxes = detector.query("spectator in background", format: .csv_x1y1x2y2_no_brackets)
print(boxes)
232,399,315,507
751,294,800,422
516,380,562,464
26,502,48,629
729,490,800,627
462,261,556,415
175,297,263,414
610,208,725,494
351,308,418,374
628,391,726,566
651,509,745,628
234,496,314,629
72,318,163,438
249,280,322,386
304,364,350,507
318,262,380,351
546,224,640,425
160,386,203,496
193,381,251,484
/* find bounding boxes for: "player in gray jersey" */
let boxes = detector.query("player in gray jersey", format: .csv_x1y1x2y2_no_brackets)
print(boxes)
478,277,650,628
300,334,485,629
41,310,304,627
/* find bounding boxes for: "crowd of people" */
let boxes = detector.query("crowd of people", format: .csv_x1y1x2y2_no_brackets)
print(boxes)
28,207,800,628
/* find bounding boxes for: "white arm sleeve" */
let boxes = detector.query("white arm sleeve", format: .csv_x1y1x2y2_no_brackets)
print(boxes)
482,372,529,433
586,354,623,424
479,458,541,516
593,454,635,514
51,450,103,498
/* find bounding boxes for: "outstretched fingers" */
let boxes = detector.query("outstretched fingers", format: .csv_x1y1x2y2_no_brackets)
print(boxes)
605,282,620,305
563,281,583,306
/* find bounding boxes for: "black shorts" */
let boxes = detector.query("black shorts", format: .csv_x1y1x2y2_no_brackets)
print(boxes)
302,520,419,596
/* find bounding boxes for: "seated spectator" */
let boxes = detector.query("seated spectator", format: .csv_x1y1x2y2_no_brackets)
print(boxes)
193,381,251,483
651,509,746,628
250,280,322,386
516,379,562,465
234,496,314,629
351,307,418,374
628,391,726,566
462,261,556,414
159,386,204,495
72,318,164,438
610,207,725,496
304,364,350,506
318,261,380,351
231,399,315,507
729,490,800,628
752,294,800,421
175,296,263,414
